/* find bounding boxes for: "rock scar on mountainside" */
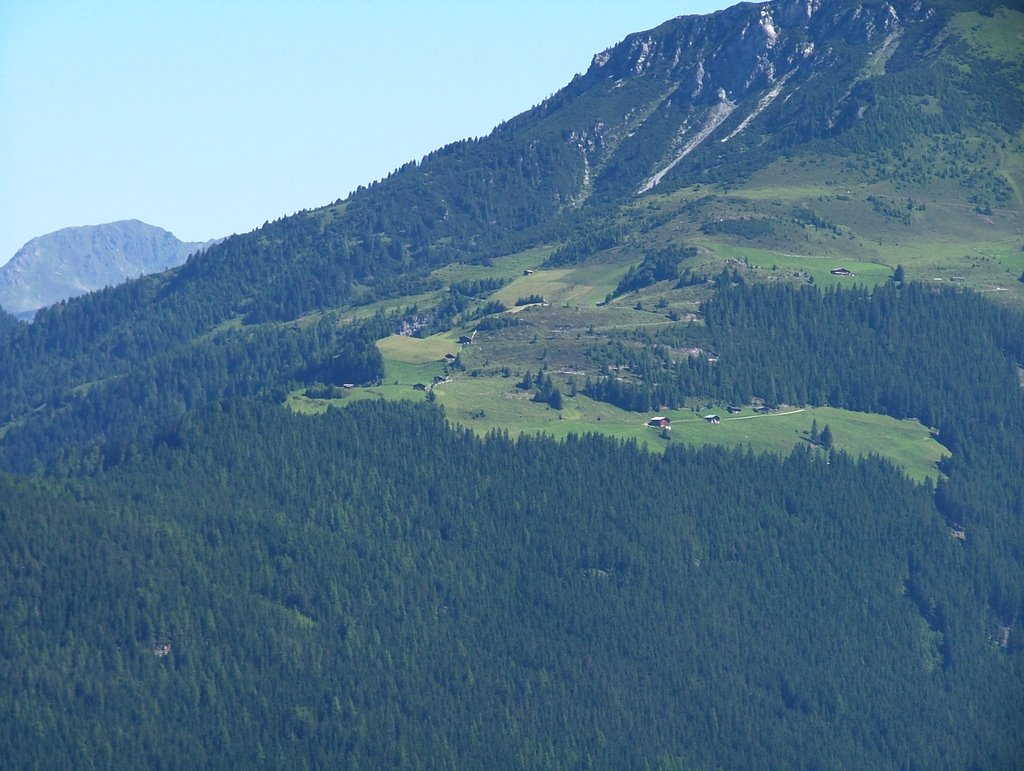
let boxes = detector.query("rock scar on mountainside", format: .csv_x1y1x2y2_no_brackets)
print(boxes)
638,91,737,194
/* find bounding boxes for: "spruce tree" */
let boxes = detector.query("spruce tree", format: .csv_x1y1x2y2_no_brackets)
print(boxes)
820,424,833,450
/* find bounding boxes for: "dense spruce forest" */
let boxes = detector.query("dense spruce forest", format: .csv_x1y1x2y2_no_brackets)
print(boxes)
0,304,18,338
1,281,1021,767
2,400,1022,769
2,0,1023,766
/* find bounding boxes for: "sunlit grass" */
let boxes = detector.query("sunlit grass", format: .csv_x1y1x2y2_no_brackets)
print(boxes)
305,367,949,482
697,241,895,287
490,260,633,309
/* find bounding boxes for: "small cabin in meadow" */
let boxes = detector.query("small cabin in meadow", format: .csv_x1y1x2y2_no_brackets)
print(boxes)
458,335,472,345
830,267,854,277
703,414,721,424
647,416,671,428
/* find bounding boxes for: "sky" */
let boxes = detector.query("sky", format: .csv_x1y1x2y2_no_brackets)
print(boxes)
1,1,732,265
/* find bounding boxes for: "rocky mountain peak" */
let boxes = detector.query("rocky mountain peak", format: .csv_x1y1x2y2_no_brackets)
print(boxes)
586,0,922,88
547,0,958,201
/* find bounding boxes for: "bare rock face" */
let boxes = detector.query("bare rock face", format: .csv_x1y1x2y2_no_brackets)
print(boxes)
0,220,211,316
584,0,915,98
547,0,939,200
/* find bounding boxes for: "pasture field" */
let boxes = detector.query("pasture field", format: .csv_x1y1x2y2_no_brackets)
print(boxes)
298,363,949,481
623,152,1024,305
377,332,460,364
286,225,964,482
375,333,459,387
695,241,895,287
336,290,441,323
878,238,1024,292
490,260,633,309
371,311,949,481
429,245,556,285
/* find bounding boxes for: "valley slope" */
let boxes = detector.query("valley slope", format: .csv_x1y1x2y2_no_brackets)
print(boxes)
0,0,1022,767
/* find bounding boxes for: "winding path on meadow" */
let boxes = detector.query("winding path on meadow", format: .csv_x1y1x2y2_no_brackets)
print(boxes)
662,408,806,426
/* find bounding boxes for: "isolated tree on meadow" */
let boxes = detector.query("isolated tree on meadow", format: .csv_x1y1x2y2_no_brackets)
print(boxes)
820,424,834,450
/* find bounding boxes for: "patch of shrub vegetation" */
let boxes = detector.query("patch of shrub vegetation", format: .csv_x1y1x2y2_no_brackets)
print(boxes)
449,277,509,297
868,195,913,224
674,268,706,289
790,206,842,234
545,224,624,266
515,295,545,306
613,246,697,296
475,315,520,332
701,218,774,239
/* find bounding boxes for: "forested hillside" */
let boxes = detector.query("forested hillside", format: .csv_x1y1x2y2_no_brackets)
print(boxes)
1,0,1022,766
2,400,1021,768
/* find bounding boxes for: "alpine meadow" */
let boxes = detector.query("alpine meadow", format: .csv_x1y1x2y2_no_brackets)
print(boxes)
2,0,1023,767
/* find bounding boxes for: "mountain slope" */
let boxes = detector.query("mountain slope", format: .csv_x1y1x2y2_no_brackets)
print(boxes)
0,0,1019,477
0,220,209,316
2,0,1017,339
0,2,1022,765
78,0,1024,326
559,0,1022,201
3,400,1022,768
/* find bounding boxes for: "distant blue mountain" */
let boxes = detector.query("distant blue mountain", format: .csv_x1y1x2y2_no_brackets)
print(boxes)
0,220,212,316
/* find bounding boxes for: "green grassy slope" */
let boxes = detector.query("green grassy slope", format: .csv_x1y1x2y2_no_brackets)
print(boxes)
296,325,950,482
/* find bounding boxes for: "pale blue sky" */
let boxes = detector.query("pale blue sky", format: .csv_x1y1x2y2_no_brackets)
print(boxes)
1,1,731,264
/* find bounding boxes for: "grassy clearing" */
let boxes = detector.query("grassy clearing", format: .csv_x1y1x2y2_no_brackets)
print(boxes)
430,245,556,286
874,238,1024,300
310,368,948,481
335,290,441,324
456,302,683,379
285,392,332,415
490,260,634,309
697,241,895,287
374,332,459,387
377,333,460,364
286,208,959,481
727,183,838,202
436,378,662,446
690,214,1021,302
383,359,448,387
